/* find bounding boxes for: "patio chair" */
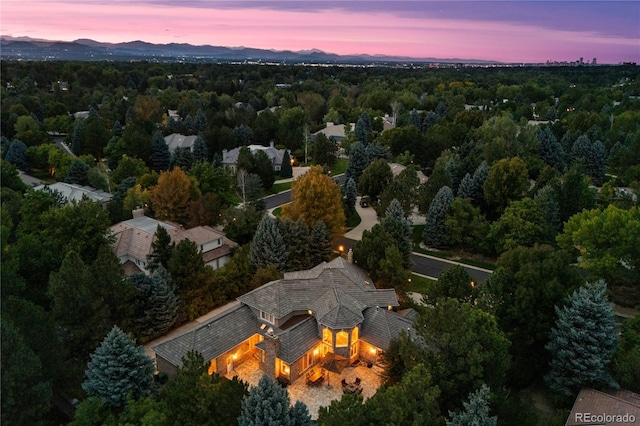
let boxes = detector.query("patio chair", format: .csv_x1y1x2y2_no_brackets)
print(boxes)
341,378,348,387
354,377,361,386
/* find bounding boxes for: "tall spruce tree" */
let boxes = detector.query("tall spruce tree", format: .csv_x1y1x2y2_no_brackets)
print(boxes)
150,130,171,172
280,218,311,271
148,265,179,337
238,375,312,426
345,141,370,183
538,126,565,172
381,198,413,269
470,160,490,203
447,384,497,426
147,225,174,273
309,220,332,267
82,326,155,408
281,150,293,178
423,186,454,248
545,280,619,398
4,139,28,170
344,177,357,213
457,173,474,199
249,215,288,271
192,136,208,162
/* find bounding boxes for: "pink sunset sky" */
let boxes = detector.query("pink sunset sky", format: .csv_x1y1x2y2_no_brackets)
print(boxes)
1,1,638,63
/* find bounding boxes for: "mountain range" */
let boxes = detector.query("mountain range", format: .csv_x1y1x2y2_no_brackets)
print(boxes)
0,35,497,64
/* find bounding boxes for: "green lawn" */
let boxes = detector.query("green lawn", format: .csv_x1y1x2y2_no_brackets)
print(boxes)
272,207,282,217
331,158,348,175
407,273,437,295
411,225,496,270
269,181,292,194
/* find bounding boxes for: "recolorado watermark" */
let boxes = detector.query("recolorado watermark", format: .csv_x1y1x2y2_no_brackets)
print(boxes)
575,412,636,423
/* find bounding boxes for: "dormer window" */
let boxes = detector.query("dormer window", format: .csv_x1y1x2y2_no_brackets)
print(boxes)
260,311,275,324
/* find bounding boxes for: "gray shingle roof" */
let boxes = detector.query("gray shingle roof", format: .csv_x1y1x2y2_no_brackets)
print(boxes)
360,307,416,350
164,133,198,152
237,257,398,327
276,317,321,364
152,304,260,367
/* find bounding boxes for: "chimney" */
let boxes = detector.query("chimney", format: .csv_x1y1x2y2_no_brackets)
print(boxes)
132,207,145,218
263,332,280,379
347,248,353,264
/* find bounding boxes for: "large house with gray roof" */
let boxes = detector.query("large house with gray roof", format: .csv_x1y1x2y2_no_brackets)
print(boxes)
110,209,236,276
152,257,415,383
222,143,288,172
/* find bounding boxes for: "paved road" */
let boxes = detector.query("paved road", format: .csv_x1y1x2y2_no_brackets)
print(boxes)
333,237,492,284
264,191,292,209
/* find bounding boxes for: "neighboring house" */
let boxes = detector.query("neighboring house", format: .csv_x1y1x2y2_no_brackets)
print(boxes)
34,182,112,207
110,209,236,276
152,257,416,383
167,109,181,121
222,143,288,172
566,388,640,426
312,122,350,142
380,114,396,132
164,133,198,153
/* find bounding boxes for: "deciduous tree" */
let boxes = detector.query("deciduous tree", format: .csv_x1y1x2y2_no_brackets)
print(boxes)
282,165,345,238
357,158,393,201
152,167,201,224
483,157,528,217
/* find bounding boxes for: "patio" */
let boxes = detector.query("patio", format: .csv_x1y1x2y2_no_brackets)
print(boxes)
226,357,384,419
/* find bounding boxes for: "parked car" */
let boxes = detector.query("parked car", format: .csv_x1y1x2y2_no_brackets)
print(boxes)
359,197,369,207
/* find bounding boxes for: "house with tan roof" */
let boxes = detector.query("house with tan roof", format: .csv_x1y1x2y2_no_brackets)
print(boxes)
152,256,416,385
566,388,640,425
110,209,236,276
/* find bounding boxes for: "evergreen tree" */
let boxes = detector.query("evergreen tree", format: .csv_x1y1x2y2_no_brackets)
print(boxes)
470,160,490,203
253,149,276,190
172,147,193,170
249,215,288,270
281,150,293,178
192,136,208,162
409,108,422,129
457,173,474,199
4,139,28,170
65,159,90,185
71,119,84,154
538,127,565,172
355,112,372,144
345,141,370,183
344,177,357,212
309,220,332,267
238,375,312,426
150,130,171,172
149,265,179,337
423,186,454,248
589,140,607,185
280,218,311,271
545,280,619,398
82,326,155,408
445,157,461,194
422,111,438,132
147,225,175,273
447,384,497,426
113,120,123,137
570,134,591,165
194,108,207,132
381,198,413,269
1,321,53,426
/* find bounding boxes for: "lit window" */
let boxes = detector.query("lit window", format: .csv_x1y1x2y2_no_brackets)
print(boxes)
336,331,348,347
323,328,333,346
260,311,275,324
351,327,358,342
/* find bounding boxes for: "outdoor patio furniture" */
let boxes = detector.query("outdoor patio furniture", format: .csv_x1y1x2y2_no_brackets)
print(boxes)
341,378,348,387
354,377,361,386
306,369,324,386
343,383,363,394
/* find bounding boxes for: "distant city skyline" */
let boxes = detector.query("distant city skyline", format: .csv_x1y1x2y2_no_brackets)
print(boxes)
2,1,638,64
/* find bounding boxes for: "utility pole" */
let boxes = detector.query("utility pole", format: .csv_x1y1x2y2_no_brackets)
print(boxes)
304,124,308,164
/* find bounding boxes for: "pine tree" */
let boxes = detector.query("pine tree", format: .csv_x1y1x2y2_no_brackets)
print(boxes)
423,186,454,248
150,130,171,172
457,173,474,199
172,147,193,170
345,141,370,183
409,108,422,129
445,157,460,193
149,265,179,338
589,140,607,185
249,215,288,270
192,136,208,162
422,111,438,132
471,161,490,203
71,119,84,154
381,199,413,269
238,375,312,426
194,108,207,132
538,127,565,172
82,326,155,408
309,220,332,267
4,139,28,170
65,159,90,185
344,177,357,212
545,280,619,397
447,384,497,426
280,218,311,271
147,225,174,273
281,150,293,178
